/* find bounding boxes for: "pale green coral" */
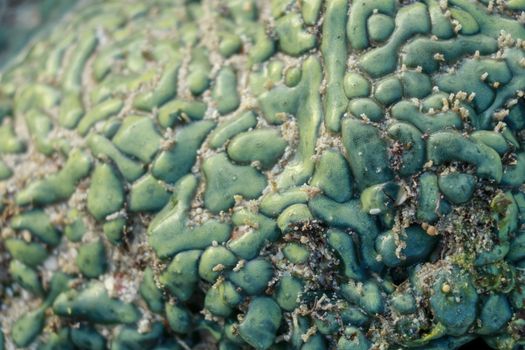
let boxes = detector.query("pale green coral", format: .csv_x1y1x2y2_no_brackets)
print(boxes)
1,0,525,349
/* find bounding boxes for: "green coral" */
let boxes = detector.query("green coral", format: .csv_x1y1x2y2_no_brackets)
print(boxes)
1,0,525,349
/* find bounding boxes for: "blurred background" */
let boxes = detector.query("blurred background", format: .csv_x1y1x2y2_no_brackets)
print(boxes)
0,0,77,67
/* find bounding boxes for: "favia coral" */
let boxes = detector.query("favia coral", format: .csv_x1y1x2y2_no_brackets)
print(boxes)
1,0,525,349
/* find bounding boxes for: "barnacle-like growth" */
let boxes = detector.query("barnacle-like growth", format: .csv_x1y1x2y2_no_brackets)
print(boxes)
0,0,525,349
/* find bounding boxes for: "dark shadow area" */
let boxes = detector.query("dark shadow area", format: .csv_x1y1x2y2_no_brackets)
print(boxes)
459,337,491,350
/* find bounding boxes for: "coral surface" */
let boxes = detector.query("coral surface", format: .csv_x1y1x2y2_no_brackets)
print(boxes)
1,0,525,349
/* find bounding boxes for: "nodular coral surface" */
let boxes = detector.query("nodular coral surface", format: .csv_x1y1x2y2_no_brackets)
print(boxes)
1,0,525,349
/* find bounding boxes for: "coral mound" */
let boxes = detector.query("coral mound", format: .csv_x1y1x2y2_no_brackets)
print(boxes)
1,0,525,349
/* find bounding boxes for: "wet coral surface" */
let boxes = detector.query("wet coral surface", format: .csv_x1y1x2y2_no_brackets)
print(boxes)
0,0,525,349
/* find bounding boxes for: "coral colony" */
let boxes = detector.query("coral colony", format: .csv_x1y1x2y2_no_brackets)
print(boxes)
0,0,525,349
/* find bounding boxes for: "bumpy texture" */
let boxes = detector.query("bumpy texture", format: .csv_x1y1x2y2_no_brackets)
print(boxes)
0,0,525,349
